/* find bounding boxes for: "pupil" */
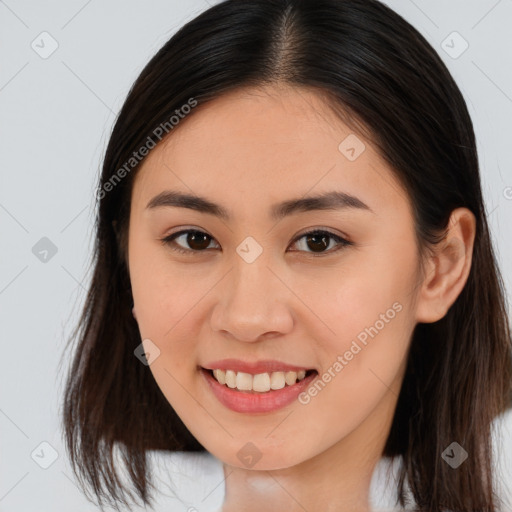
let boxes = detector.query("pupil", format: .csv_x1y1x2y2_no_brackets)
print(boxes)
307,234,328,252
188,232,210,250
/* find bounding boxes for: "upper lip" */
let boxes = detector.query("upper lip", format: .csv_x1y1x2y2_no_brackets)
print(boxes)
202,359,314,374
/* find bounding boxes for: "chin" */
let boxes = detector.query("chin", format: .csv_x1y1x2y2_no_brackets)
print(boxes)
201,434,314,471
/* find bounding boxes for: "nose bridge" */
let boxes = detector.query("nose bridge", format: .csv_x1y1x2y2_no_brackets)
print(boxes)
211,242,293,342
232,251,275,305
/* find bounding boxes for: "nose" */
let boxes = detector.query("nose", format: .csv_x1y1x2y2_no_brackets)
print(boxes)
210,255,294,343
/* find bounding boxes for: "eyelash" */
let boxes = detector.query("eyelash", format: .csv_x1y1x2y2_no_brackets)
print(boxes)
159,228,353,257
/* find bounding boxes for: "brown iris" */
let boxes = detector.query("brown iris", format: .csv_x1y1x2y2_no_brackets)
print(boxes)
185,231,211,251
304,233,329,252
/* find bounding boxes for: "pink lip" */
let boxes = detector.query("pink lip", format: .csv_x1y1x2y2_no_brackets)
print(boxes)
203,358,313,374
200,367,318,414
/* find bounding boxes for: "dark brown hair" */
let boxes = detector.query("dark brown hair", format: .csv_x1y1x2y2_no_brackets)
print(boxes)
62,0,512,510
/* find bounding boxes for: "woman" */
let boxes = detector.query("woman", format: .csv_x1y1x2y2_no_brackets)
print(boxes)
62,0,512,510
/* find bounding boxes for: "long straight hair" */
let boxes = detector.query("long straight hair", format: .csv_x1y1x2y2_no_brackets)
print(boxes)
62,0,512,510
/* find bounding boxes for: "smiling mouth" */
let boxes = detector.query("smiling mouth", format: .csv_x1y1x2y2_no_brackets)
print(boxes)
204,367,318,393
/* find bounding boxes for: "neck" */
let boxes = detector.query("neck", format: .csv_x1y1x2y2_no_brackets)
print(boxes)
220,412,391,512
221,462,374,512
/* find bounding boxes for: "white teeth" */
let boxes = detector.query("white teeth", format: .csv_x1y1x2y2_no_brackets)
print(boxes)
253,373,271,392
211,368,310,392
225,370,236,388
285,371,298,386
236,372,253,391
213,369,226,385
270,371,285,390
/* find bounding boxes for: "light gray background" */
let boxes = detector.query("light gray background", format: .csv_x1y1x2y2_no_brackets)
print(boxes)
1,0,511,511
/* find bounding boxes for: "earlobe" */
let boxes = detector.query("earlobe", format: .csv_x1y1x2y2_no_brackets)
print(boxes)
415,208,476,323
132,306,137,320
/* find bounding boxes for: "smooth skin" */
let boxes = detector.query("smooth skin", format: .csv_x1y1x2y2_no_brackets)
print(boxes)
127,84,476,512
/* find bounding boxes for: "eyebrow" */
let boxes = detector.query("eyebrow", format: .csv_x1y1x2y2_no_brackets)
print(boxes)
145,189,374,221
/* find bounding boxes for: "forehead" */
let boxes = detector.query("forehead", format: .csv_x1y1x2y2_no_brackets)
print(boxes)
131,84,409,218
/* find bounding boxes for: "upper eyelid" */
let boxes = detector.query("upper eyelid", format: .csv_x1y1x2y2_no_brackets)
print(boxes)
164,226,348,240
163,227,351,250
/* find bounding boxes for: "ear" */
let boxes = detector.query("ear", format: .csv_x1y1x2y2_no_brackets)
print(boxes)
415,207,476,323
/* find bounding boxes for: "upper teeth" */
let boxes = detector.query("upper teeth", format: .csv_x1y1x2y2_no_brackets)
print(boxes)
212,369,307,392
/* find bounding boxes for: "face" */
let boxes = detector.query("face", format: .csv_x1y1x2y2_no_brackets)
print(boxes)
128,84,422,470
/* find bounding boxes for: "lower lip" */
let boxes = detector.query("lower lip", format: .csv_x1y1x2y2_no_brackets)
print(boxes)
200,367,318,413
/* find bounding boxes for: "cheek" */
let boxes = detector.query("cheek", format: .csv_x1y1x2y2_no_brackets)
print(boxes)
289,258,415,456
309,240,419,402
331,235,418,343
129,235,206,341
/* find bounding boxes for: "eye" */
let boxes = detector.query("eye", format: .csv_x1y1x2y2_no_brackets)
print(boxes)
160,228,352,256
289,229,353,255
160,229,219,255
